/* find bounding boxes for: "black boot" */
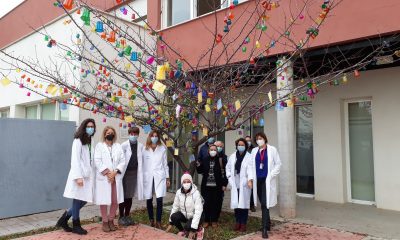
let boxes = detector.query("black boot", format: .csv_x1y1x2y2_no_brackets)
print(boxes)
72,219,88,235
56,211,72,232
262,227,269,239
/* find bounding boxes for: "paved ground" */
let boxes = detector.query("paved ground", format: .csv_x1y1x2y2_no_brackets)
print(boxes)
233,222,366,240
14,222,367,240
221,194,400,239
17,223,184,240
2,190,400,239
0,193,175,237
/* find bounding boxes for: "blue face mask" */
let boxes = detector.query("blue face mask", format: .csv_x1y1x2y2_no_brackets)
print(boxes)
151,137,159,144
207,137,215,144
217,147,223,153
237,146,246,153
129,135,138,143
86,127,94,136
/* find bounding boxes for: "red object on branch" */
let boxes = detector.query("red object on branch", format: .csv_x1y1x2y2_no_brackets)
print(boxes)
63,0,74,10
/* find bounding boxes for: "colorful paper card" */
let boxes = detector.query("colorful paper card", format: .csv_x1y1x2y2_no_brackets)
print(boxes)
153,80,166,94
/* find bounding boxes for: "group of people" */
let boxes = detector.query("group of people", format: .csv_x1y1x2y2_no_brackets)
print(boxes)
56,118,281,239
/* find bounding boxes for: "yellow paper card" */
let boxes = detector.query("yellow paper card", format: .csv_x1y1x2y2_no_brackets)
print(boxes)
1,78,11,86
198,92,202,103
205,104,211,112
156,65,166,80
125,115,134,123
235,100,241,110
153,80,166,94
166,140,174,147
203,127,208,136
174,148,179,156
268,90,273,103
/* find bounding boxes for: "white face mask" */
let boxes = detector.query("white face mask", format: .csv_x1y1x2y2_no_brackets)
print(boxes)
182,183,192,190
209,150,217,157
256,139,265,147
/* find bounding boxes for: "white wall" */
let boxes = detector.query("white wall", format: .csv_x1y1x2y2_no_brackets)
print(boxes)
313,67,400,211
0,13,82,124
110,0,147,24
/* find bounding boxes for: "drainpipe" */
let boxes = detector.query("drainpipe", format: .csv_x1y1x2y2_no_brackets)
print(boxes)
276,57,296,218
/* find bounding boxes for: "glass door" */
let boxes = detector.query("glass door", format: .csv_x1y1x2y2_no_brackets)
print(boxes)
295,105,314,195
347,100,375,203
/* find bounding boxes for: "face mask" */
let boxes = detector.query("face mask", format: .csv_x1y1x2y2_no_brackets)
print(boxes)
217,147,223,153
237,146,246,152
209,150,217,157
151,137,159,144
105,134,115,141
86,127,94,136
129,135,138,143
247,141,252,147
182,183,192,191
256,139,265,147
207,137,215,144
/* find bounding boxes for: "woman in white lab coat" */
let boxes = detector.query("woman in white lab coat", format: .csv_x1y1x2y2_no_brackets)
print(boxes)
226,138,254,233
141,130,170,229
251,132,281,239
57,118,96,235
94,126,126,232
119,126,144,226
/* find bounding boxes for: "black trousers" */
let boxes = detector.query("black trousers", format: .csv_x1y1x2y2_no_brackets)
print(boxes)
257,177,271,229
202,186,223,223
170,211,204,231
250,189,255,208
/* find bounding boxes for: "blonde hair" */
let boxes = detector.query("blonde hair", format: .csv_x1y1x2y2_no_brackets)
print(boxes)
101,126,117,144
145,130,162,149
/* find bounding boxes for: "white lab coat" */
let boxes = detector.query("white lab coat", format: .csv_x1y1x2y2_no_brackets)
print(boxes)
63,138,94,203
141,145,169,200
93,142,126,205
226,151,254,209
169,184,203,229
121,140,144,199
251,145,282,209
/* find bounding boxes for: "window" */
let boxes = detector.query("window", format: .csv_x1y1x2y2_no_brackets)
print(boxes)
59,103,69,121
164,0,246,27
41,103,56,120
167,0,192,26
26,105,38,119
0,109,9,118
197,0,221,16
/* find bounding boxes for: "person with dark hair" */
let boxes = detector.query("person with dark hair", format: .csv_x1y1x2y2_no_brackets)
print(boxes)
119,126,143,226
245,135,256,212
94,126,126,232
140,130,170,229
57,118,96,235
196,144,228,228
226,138,254,232
214,140,228,220
251,132,281,239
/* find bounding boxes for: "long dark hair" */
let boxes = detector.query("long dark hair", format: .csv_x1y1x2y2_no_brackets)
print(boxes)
74,118,96,145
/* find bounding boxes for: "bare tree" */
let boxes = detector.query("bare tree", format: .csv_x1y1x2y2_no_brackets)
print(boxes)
1,0,398,171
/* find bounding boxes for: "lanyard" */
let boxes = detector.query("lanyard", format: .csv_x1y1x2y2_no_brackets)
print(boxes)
260,148,266,163
88,143,92,165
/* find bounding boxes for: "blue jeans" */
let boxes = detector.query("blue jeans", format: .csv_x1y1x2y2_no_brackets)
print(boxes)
67,199,87,221
147,197,163,222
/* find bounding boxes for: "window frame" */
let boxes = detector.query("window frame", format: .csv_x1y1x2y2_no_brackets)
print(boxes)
162,0,242,28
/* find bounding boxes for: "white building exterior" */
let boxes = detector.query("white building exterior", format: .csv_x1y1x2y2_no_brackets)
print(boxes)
0,0,151,145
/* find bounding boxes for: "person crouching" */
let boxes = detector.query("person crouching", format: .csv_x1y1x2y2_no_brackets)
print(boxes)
166,173,204,239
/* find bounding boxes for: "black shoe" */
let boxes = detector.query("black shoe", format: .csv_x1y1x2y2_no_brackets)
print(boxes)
262,228,269,239
250,206,256,212
72,219,88,235
56,211,72,232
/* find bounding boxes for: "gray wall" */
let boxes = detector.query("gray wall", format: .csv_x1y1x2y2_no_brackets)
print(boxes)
0,118,75,218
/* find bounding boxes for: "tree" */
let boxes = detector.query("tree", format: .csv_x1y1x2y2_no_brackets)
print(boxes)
1,0,397,171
